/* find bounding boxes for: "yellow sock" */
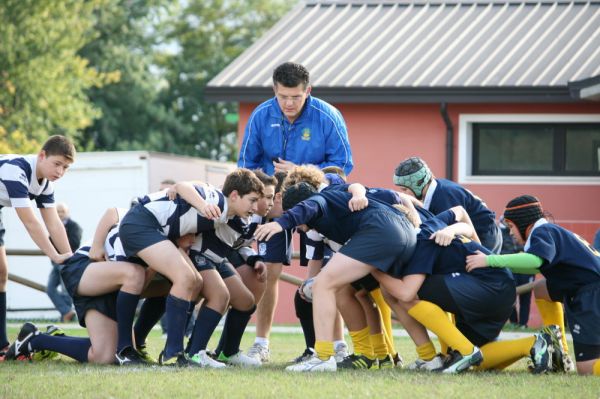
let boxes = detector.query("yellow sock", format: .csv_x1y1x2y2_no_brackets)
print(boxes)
475,337,535,370
536,299,569,354
315,341,335,361
349,326,374,359
416,341,437,361
370,288,397,357
439,312,455,355
593,359,600,376
408,301,474,355
370,333,388,359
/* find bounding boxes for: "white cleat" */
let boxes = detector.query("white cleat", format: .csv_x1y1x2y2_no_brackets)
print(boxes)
220,350,261,368
407,354,445,371
246,342,270,363
285,355,337,372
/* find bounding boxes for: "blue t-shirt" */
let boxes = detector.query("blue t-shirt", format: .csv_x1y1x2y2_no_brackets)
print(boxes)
526,222,600,297
428,179,496,238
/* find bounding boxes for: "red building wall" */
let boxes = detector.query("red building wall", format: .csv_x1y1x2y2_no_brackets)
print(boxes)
239,100,600,326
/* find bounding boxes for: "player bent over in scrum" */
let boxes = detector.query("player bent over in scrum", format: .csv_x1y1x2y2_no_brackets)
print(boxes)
375,205,564,374
467,195,600,375
6,208,151,365
255,182,417,372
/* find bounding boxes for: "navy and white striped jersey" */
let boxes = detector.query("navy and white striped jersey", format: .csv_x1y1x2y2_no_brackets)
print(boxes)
105,208,128,261
304,229,342,261
137,185,227,240
0,154,54,208
189,214,257,265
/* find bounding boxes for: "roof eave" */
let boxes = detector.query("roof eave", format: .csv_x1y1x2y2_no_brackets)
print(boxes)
205,86,578,104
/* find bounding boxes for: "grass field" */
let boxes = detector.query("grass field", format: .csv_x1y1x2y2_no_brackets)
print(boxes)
2,325,600,399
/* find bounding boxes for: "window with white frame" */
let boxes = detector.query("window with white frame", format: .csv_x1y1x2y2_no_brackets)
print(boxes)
459,114,600,184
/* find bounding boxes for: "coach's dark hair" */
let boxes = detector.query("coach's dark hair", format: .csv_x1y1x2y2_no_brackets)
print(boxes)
252,169,277,191
222,168,264,198
273,62,310,89
282,182,318,211
42,135,76,162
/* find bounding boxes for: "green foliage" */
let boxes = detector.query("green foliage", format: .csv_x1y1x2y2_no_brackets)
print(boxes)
78,0,191,153
0,0,113,153
0,0,293,158
155,0,293,160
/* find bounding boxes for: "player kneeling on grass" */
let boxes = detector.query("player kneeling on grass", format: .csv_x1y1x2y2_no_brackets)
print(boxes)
374,204,564,374
6,208,150,365
255,182,417,372
466,195,600,375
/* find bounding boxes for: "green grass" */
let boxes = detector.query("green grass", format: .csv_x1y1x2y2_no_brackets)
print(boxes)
2,326,600,399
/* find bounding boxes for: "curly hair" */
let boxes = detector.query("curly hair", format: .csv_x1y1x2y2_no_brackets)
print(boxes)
282,165,326,192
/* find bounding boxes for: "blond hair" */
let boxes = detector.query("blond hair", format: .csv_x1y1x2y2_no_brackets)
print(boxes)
282,165,326,192
393,200,421,228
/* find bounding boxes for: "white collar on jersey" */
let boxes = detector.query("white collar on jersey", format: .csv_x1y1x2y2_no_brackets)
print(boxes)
523,218,548,251
422,178,437,210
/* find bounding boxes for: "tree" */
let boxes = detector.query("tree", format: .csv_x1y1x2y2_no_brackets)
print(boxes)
79,0,191,152
156,0,293,160
0,0,114,153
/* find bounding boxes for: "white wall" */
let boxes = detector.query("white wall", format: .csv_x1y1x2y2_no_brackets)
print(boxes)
5,151,235,319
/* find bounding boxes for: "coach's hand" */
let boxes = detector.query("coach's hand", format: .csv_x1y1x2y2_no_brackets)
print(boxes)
465,250,488,272
273,158,296,173
254,222,283,241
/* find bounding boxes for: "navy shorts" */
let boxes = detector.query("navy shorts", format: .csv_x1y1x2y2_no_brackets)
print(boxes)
60,252,118,328
419,273,515,346
119,205,168,257
190,252,236,279
226,250,246,268
259,227,293,265
350,274,379,292
340,210,416,273
565,282,600,361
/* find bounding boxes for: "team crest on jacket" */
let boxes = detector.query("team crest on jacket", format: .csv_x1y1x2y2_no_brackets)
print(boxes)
301,128,311,141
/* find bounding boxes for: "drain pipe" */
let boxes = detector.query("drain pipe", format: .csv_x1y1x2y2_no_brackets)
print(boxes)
440,102,454,180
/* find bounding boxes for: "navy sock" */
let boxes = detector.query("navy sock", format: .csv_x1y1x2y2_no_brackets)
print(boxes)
164,294,192,359
185,301,196,337
218,306,256,357
116,291,140,352
186,306,223,356
30,334,91,363
0,292,7,347
294,290,315,348
134,296,166,346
